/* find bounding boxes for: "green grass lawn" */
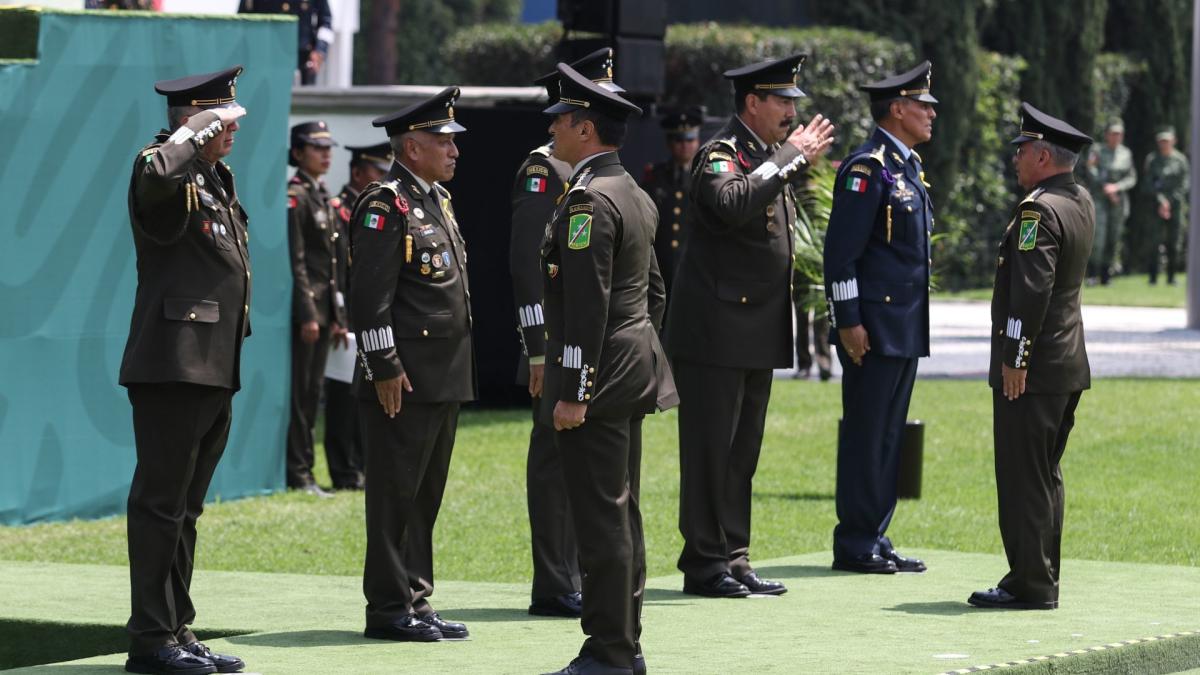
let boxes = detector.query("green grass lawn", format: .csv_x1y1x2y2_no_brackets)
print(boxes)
1,379,1197,583
934,273,1187,307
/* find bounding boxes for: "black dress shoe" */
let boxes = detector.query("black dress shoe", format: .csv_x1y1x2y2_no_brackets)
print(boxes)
881,548,927,573
125,644,216,675
180,642,243,673
968,587,1057,610
832,554,898,574
737,571,787,595
633,654,646,675
363,613,443,642
543,654,634,675
682,572,751,598
422,612,469,639
530,591,583,617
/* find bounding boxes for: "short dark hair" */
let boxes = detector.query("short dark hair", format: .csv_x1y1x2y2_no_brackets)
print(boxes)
569,109,627,147
734,87,769,114
870,98,899,123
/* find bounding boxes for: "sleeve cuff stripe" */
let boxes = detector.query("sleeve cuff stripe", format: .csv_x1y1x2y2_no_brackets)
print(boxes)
361,326,394,352
831,279,859,302
563,345,582,369
518,304,545,328
1006,317,1023,340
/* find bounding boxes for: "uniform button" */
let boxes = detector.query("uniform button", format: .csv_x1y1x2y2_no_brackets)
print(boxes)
331,257,338,264
586,380,593,387
584,394,591,400
674,191,683,199
188,312,196,320
333,232,340,240
243,304,249,314
672,223,680,231
318,223,327,230
1021,361,1028,367
588,366,595,373
557,356,562,363
422,329,429,336
766,205,776,218
884,296,892,303
928,258,933,265
245,270,251,278
998,329,1004,335
671,240,679,248
740,296,747,303
907,206,913,213
673,206,681,215
309,291,315,298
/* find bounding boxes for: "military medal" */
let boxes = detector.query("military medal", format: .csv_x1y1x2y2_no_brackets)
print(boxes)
195,174,205,187
396,196,409,214
442,252,451,268
420,251,431,264
413,207,424,219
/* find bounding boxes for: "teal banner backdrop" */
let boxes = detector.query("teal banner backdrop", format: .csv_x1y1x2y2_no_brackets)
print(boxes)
0,9,296,524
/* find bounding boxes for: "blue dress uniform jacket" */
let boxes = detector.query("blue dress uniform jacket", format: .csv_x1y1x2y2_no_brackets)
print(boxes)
349,163,477,404
824,128,932,357
120,112,252,392
664,117,800,369
239,0,333,55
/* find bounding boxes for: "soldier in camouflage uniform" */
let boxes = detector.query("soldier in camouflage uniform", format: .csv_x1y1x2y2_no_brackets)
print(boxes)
1083,120,1136,284
1141,127,1190,285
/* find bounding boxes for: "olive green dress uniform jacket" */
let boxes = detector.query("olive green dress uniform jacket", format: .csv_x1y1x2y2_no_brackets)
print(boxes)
664,117,798,368
510,143,571,385
350,163,477,403
989,172,1094,393
288,171,345,328
332,185,355,306
539,152,677,422
640,160,691,293
120,111,252,391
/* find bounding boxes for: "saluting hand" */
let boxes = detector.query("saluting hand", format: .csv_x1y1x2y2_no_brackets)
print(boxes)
213,104,247,126
787,114,836,162
553,400,587,431
838,325,870,367
375,373,414,418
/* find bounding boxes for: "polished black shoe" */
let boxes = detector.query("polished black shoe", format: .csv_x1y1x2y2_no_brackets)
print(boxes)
737,571,787,595
633,654,646,675
682,572,751,598
529,591,583,617
363,613,443,642
422,612,469,639
180,642,243,673
881,548,927,573
968,587,1057,610
543,654,634,675
832,554,898,574
125,644,217,675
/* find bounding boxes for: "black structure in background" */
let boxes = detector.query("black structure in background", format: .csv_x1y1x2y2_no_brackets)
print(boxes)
665,0,808,26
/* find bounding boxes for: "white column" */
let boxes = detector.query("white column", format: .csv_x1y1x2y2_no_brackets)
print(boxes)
316,0,358,87
1189,0,1200,328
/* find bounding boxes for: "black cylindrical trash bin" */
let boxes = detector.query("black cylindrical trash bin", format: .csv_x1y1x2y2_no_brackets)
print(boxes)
836,419,925,499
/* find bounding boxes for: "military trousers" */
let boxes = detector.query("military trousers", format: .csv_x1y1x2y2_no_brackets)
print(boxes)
993,389,1082,605
323,377,365,488
674,359,772,581
1148,211,1184,284
527,397,581,601
361,399,458,625
1089,198,1129,278
557,415,645,669
126,382,232,655
832,348,918,561
287,324,331,487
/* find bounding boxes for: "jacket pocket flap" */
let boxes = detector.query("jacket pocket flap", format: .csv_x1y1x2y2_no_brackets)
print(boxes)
859,280,913,304
716,278,773,305
394,312,458,338
164,298,219,323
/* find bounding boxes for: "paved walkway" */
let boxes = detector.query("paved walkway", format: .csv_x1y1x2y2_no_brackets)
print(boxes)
785,301,1200,380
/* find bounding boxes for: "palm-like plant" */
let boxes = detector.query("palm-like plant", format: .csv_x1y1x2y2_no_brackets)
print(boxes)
792,159,836,313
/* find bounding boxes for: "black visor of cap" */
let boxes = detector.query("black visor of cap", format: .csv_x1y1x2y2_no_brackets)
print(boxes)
155,65,243,109
543,62,642,119
1010,101,1093,153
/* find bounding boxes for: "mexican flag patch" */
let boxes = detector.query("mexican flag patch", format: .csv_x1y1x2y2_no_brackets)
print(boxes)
846,176,868,193
1018,210,1040,251
363,212,384,231
567,213,592,250
710,160,733,173
525,176,547,193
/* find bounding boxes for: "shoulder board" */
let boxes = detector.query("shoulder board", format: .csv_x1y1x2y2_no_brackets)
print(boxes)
1019,187,1046,206
711,137,738,153
530,144,552,157
370,179,400,196
567,169,595,195
911,149,923,163
707,151,735,162
867,145,887,166
140,147,158,158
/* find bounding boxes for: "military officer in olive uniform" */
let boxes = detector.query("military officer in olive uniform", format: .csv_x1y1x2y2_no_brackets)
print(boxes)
286,121,344,495
323,142,393,491
238,0,333,85
1141,127,1190,285
120,66,249,675
824,61,937,575
539,62,676,675
969,103,1095,610
510,48,621,621
665,54,834,599
1083,119,1136,284
350,87,475,643
641,106,704,297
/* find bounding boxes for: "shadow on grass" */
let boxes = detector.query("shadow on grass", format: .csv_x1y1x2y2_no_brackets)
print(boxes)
753,491,835,502
882,601,975,616
752,564,841,579
0,619,247,670
226,629,363,648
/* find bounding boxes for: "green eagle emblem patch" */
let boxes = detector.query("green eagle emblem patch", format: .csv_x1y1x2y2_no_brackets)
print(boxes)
1017,210,1041,251
568,213,593,250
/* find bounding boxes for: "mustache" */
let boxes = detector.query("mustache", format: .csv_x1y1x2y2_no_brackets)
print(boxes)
781,117,795,128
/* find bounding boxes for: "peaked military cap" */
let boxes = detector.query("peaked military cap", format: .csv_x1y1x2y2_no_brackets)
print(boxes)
723,53,807,98
1011,101,1093,153
291,120,337,148
347,141,394,172
543,62,642,120
660,105,705,140
860,60,938,104
373,86,467,137
154,65,243,108
534,47,625,94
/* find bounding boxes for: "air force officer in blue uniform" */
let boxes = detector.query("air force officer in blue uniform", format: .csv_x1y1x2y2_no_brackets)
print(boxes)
823,62,937,574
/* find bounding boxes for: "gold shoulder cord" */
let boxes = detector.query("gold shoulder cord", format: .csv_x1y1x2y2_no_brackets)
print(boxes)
405,234,413,263
886,204,893,243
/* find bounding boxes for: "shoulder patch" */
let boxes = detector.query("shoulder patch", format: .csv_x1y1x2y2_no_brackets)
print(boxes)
567,212,593,250
526,164,549,177
1018,211,1041,251
568,203,593,214
849,164,872,176
708,151,735,163
368,200,392,213
867,145,887,166
141,148,157,158
708,157,736,173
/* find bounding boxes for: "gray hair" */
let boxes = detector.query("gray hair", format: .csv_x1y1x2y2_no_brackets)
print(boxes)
167,105,202,131
1031,140,1079,169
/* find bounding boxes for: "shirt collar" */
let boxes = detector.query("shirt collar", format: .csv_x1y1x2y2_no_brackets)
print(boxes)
396,161,432,195
878,127,912,160
572,151,612,180
735,115,770,152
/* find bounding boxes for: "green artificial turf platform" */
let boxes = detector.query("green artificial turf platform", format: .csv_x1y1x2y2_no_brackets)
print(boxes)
2,550,1197,674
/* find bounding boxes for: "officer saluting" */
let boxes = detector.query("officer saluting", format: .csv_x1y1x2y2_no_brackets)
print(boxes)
825,61,937,575
539,62,676,675
641,106,704,296
970,103,1094,610
666,54,833,599
350,87,475,642
286,120,344,496
510,48,620,620
120,66,248,675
